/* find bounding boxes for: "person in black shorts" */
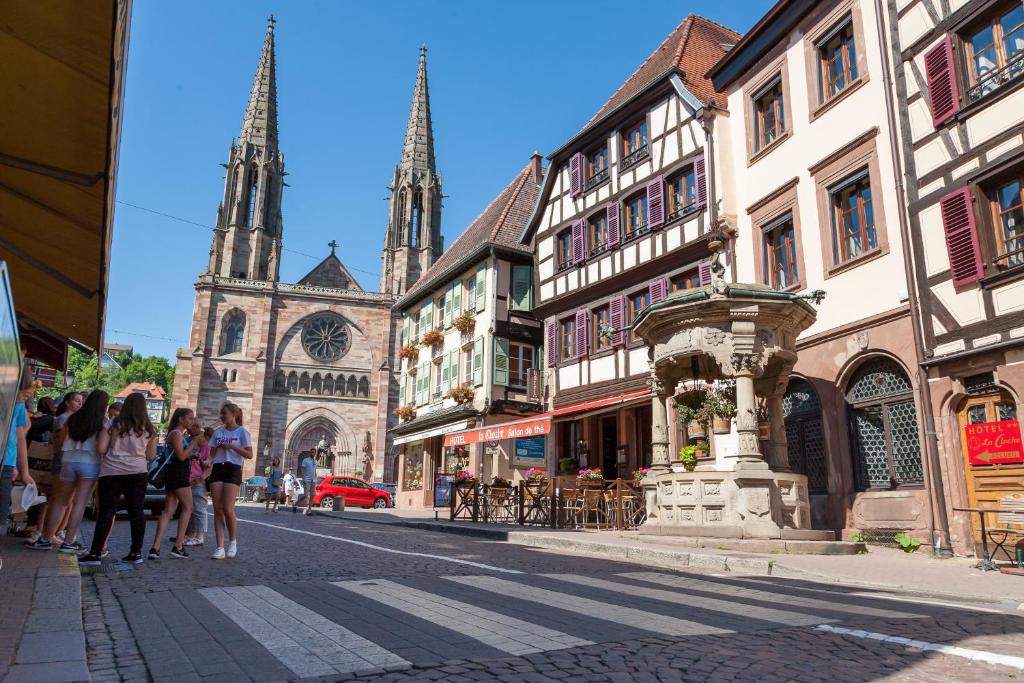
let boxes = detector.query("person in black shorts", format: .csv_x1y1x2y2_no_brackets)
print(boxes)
149,409,206,559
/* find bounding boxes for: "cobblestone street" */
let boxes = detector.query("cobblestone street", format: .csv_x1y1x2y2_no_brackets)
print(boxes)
72,506,1024,682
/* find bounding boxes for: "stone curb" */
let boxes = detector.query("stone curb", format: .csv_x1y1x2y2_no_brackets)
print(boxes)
2,553,90,683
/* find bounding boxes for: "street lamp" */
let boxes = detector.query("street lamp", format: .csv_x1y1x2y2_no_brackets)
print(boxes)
63,369,75,388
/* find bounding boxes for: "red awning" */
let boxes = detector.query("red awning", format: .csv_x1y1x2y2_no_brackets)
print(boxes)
443,388,651,447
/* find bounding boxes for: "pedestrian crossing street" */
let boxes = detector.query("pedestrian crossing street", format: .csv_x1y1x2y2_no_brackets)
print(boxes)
197,570,935,679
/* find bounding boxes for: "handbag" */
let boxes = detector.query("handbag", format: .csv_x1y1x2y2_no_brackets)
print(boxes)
148,444,175,489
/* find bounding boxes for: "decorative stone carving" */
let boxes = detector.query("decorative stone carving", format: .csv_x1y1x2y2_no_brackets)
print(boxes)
705,508,724,523
703,482,721,496
679,507,695,522
704,327,727,347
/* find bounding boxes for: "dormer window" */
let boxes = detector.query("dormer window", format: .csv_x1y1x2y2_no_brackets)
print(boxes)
621,119,649,169
586,144,609,189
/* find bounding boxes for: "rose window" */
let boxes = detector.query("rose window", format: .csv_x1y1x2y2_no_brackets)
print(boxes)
301,314,350,362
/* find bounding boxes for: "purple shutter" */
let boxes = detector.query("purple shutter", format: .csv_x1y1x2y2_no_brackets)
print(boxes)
694,154,707,208
649,278,668,304
609,296,625,347
574,309,589,357
939,187,984,287
647,176,665,229
924,36,960,127
606,203,621,248
569,153,585,197
546,322,557,367
698,259,712,286
571,219,585,263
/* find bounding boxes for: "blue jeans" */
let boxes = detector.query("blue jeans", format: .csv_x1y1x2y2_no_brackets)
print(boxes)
186,482,208,535
60,460,100,481
0,465,14,534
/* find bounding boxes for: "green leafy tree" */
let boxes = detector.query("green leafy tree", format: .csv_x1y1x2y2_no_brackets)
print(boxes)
38,347,176,403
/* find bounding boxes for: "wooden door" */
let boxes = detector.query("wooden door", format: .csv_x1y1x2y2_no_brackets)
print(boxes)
958,392,1022,555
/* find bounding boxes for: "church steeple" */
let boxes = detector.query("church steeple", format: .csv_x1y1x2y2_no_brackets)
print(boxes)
380,47,443,296
208,16,285,282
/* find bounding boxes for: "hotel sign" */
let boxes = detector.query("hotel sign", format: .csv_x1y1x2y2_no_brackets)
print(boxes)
966,420,1024,466
444,418,551,447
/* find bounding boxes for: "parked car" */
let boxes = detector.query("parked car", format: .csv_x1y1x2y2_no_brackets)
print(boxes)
243,475,270,502
314,476,391,509
85,484,165,518
372,482,397,506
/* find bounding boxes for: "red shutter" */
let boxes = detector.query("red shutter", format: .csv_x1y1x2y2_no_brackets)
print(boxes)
574,309,589,358
924,36,960,127
648,176,665,228
694,154,707,208
939,187,984,287
569,153,585,197
607,203,621,248
571,219,585,263
649,278,668,304
609,296,625,346
546,322,557,367
698,259,712,286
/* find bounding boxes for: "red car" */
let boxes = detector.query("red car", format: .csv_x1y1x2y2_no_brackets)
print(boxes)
313,476,391,509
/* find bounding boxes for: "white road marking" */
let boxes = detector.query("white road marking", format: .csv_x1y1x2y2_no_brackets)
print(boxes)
332,579,592,655
234,515,521,573
545,574,833,627
199,585,409,676
445,575,732,636
619,572,920,619
816,624,1024,670
846,591,1011,614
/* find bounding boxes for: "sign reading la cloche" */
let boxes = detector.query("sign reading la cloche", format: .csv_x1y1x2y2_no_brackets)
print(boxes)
965,419,1024,466
445,418,550,447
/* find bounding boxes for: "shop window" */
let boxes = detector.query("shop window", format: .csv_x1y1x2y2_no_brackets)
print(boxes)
403,447,424,491
846,358,923,490
783,378,828,494
830,170,877,265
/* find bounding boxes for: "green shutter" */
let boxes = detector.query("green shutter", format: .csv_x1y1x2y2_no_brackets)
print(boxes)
421,301,433,335
475,265,486,312
441,351,452,393
511,265,532,311
493,337,509,386
443,283,453,327
399,374,406,407
473,337,484,386
417,363,428,405
452,279,462,313
448,351,459,387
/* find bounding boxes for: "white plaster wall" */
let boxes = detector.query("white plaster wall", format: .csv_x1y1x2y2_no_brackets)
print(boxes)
932,280,985,326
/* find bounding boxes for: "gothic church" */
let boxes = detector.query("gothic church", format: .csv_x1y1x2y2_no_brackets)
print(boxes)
172,19,441,480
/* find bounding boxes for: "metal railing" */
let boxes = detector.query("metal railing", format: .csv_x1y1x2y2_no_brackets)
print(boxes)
620,145,650,170
967,52,1024,104
585,168,609,190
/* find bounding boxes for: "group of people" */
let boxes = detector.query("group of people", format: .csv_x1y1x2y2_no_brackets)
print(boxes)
263,453,318,515
1,362,256,566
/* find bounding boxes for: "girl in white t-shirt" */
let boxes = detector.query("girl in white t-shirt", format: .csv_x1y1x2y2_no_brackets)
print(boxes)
209,402,253,559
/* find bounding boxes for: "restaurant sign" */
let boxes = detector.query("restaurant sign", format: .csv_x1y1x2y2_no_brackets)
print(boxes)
444,418,550,447
966,419,1024,466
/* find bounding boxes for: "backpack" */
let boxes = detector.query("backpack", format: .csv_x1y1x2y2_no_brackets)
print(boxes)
148,444,175,489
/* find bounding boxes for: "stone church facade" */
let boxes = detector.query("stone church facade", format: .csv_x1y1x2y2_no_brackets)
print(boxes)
172,19,442,481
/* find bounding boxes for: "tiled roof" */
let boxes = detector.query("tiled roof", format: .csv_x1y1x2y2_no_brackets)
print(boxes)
397,157,543,307
582,14,740,131
116,382,166,400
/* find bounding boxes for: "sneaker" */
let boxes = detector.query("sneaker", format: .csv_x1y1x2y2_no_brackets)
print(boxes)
170,546,190,559
26,538,52,551
226,541,237,559
147,548,160,560
78,554,102,566
99,549,110,559
211,547,226,560
122,552,144,565
59,542,84,554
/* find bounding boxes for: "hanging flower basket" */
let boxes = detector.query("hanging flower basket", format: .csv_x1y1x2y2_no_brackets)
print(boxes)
712,417,732,435
394,406,416,422
686,420,707,439
422,328,445,347
399,345,420,361
447,384,475,404
452,311,475,334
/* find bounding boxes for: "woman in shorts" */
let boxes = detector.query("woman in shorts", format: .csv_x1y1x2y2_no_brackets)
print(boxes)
209,402,253,559
148,408,205,559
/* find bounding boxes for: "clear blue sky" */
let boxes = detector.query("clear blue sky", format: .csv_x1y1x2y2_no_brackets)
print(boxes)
106,1,763,362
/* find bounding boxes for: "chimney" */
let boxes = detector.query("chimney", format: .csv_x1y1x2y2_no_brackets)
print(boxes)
530,150,543,184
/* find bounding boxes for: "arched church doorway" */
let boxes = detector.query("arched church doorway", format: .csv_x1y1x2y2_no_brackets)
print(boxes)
285,418,354,475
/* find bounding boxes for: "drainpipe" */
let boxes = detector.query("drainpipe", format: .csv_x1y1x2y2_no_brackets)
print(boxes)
875,0,951,557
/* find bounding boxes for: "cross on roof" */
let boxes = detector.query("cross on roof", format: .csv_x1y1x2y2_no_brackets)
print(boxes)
328,240,339,255
267,14,276,28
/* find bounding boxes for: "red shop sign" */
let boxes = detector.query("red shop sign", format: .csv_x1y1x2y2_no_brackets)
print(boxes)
965,419,1024,466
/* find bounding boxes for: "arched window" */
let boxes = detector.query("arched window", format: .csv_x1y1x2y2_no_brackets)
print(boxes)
783,378,827,493
263,174,274,234
274,371,286,392
221,369,228,382
229,370,237,383
846,358,922,490
286,372,298,394
323,374,335,396
299,372,310,394
222,313,245,354
347,375,358,397
397,188,408,244
411,190,422,247
358,376,370,398
311,373,322,395
246,167,259,227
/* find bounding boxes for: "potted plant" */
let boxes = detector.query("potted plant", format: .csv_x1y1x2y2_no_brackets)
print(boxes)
675,389,708,439
490,475,513,489
677,445,699,472
398,344,419,361
632,467,650,482
692,440,709,459
702,383,736,435
577,468,604,487
452,470,476,487
394,406,416,422
525,467,546,482
558,457,576,474
453,310,475,334
447,384,475,404
422,328,445,347
756,400,771,440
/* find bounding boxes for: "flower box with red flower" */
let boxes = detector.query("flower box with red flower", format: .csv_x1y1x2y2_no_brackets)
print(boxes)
394,406,416,422
399,345,419,361
422,328,445,347
452,311,475,334
525,468,546,482
452,470,476,487
632,467,650,482
447,384,475,404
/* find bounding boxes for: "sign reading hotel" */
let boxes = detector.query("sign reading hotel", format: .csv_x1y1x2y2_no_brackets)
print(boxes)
445,418,550,447
965,419,1024,466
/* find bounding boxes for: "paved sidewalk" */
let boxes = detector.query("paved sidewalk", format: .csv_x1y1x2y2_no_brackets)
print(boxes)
0,536,88,683
320,507,1024,609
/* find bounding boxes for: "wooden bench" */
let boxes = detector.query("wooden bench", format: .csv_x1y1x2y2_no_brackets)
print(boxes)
987,495,1024,562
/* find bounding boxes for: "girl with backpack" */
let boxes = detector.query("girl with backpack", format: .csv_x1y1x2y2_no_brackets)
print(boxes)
265,458,282,513
209,402,253,559
29,391,108,553
78,394,157,565
148,408,205,559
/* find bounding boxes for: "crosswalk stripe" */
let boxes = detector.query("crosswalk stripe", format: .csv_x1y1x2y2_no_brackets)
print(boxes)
199,586,409,677
618,572,921,619
445,575,732,636
544,574,833,627
332,579,593,656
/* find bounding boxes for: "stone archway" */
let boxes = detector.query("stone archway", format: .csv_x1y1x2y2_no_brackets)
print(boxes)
283,411,355,475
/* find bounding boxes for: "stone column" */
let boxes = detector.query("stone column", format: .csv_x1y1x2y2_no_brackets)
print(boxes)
649,376,672,473
732,357,768,471
767,391,790,472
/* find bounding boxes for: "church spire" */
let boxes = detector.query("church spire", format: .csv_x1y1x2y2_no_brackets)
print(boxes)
240,15,278,149
399,45,435,176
